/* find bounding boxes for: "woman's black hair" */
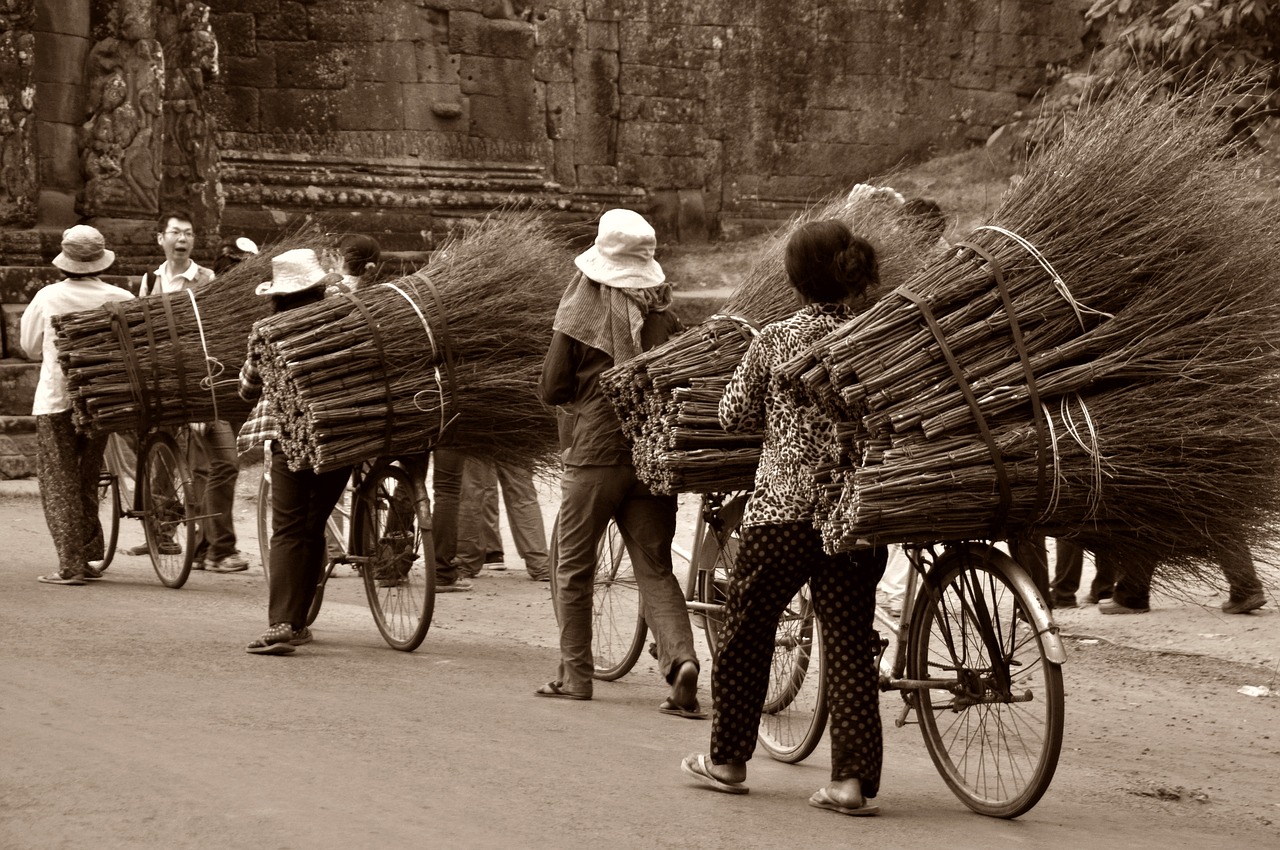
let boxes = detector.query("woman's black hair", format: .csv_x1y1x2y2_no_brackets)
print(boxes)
338,233,381,277
784,219,879,304
902,197,946,241
271,287,325,314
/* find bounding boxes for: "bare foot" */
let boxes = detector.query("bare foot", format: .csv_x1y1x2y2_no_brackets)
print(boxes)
822,778,866,809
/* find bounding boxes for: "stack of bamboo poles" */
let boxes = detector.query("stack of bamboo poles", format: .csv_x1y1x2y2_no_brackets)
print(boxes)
250,212,570,474
601,191,943,493
54,233,330,434
783,70,1280,576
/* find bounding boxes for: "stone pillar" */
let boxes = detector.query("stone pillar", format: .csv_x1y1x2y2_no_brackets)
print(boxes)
78,0,164,220
0,0,37,227
157,0,221,234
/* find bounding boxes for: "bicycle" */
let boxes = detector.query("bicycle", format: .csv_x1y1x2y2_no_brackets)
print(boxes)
257,443,436,651
97,425,218,589
592,496,1066,818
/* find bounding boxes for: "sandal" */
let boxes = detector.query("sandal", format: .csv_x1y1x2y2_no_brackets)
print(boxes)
534,680,591,700
289,626,314,646
246,623,297,655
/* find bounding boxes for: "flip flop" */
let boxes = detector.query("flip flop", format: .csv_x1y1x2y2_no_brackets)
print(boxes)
808,787,879,817
246,641,296,656
681,753,748,795
659,697,707,719
534,681,591,700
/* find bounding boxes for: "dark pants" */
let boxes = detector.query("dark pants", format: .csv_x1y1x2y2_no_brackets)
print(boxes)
431,448,464,583
711,522,887,791
1049,539,1114,602
189,420,240,560
36,411,109,575
1107,538,1262,609
266,450,351,629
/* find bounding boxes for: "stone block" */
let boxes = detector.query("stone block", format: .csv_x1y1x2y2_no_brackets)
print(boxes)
2,303,25,358
275,42,347,89
334,82,404,131
576,164,617,186
0,432,36,479
584,0,624,22
620,154,705,189
458,55,533,97
675,189,709,242
448,10,485,54
343,42,418,84
32,32,89,85
0,267,54,305
253,3,310,41
533,46,573,83
36,122,79,190
211,12,257,57
474,18,536,59
584,19,617,51
415,42,461,84
403,83,469,132
225,52,277,88
573,49,619,115
620,65,704,100
33,80,83,125
629,0,736,26
552,138,576,185
647,188,678,243
0,361,38,416
619,22,720,69
206,0,279,13
574,112,616,165
469,88,538,141
208,86,260,133
620,94,702,125
535,6,586,49
619,120,702,158
35,0,87,36
258,88,337,133
543,81,575,139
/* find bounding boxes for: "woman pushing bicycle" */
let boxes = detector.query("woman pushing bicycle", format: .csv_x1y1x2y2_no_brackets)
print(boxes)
681,219,889,815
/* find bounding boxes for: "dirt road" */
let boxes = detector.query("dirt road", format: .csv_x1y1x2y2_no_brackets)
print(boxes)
1,471,1277,849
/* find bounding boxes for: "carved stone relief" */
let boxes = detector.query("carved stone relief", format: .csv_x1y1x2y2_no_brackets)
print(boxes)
157,0,221,231
79,0,164,219
0,0,36,227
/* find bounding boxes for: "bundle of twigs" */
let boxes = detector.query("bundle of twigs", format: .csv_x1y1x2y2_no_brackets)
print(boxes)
54,232,330,434
785,70,1280,578
250,212,570,473
602,192,944,494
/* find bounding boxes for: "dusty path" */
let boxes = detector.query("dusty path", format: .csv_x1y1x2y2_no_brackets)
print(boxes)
1,472,1277,849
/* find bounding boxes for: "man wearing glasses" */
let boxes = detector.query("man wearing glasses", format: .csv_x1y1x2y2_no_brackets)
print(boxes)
125,210,250,573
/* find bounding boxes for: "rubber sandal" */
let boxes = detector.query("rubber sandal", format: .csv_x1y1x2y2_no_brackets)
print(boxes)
37,572,86,586
534,680,591,700
246,623,297,655
808,787,879,817
289,626,314,646
681,754,748,795
659,697,707,719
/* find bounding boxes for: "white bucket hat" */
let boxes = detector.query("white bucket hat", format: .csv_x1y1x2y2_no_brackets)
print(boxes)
53,225,116,275
256,248,342,296
574,209,665,289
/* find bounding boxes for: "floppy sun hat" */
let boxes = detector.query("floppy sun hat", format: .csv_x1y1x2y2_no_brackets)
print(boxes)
255,248,342,296
574,208,665,289
53,224,116,275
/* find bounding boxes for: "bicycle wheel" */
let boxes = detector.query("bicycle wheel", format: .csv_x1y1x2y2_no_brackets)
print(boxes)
140,431,196,588
257,466,272,582
908,544,1065,818
756,586,828,763
592,518,647,681
353,459,434,651
95,472,120,570
693,495,746,656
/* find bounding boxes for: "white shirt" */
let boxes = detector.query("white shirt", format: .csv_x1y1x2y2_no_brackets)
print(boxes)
140,259,214,297
20,277,135,415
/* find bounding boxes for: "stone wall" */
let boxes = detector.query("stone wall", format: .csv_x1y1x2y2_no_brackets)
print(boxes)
206,0,1088,247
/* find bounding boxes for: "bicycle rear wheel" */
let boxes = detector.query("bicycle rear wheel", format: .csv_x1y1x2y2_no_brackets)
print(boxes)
141,431,196,588
592,518,647,681
95,472,120,570
908,544,1064,818
756,586,828,763
354,459,434,651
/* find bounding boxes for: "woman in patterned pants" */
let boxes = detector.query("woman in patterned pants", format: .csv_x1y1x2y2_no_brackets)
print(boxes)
681,219,888,816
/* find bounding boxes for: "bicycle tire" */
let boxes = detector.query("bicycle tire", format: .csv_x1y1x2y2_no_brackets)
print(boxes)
592,518,647,681
140,431,196,588
257,466,272,583
95,472,120,570
693,496,828,763
306,560,337,626
353,459,434,651
908,544,1065,818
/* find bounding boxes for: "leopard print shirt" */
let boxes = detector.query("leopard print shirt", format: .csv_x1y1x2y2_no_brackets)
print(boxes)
719,303,853,527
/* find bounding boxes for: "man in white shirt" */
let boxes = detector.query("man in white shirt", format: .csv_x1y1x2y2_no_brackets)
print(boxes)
126,210,249,573
21,225,134,584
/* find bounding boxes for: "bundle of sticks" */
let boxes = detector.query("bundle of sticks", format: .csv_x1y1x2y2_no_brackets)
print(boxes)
602,190,945,494
783,70,1280,576
250,212,570,474
54,233,330,434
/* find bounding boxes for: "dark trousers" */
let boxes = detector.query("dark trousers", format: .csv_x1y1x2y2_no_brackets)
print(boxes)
711,522,887,792
1050,539,1115,602
266,450,351,628
431,448,464,582
189,420,240,560
36,411,109,575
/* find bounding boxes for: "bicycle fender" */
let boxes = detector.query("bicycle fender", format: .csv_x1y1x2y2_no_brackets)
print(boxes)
969,544,1068,666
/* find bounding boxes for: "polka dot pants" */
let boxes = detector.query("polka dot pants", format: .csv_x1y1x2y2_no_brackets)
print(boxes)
710,522,887,794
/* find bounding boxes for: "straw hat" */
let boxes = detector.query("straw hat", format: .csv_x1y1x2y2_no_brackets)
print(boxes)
222,236,259,261
52,225,116,275
574,209,665,289
255,248,342,296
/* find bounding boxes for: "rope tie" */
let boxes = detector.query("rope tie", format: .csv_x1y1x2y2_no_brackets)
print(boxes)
185,289,221,422
407,272,458,439
707,313,760,343
973,225,1114,329
1060,393,1105,520
381,280,453,444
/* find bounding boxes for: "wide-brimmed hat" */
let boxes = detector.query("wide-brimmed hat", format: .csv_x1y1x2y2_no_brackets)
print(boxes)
574,209,665,289
221,236,259,262
52,225,116,275
255,248,342,296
